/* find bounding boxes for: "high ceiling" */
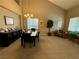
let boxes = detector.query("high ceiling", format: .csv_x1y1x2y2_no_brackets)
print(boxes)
48,0,79,10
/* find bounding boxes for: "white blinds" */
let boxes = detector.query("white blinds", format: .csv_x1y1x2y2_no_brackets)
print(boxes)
68,17,79,32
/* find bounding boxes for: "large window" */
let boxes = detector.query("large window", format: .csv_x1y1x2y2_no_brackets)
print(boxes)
68,17,79,32
27,18,39,29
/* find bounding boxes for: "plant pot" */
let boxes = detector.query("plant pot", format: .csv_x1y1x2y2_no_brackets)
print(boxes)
48,32,52,36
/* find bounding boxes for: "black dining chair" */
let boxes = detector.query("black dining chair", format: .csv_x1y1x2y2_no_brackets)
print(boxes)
21,32,32,48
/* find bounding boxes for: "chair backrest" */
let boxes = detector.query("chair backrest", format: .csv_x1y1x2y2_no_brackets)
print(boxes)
31,28,36,32
22,32,31,39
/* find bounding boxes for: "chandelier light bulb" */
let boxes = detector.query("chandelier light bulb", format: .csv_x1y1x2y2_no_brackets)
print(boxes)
31,14,34,17
27,13,30,16
24,14,27,17
24,13,34,18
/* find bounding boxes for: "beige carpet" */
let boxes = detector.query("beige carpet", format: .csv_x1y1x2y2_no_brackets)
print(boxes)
0,36,79,59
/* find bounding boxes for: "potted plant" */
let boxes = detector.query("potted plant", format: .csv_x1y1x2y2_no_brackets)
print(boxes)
47,19,53,36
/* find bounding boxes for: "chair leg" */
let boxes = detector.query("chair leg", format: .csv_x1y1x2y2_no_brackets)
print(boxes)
21,38,25,48
38,37,39,42
23,42,25,48
21,38,23,46
33,39,35,46
30,42,31,48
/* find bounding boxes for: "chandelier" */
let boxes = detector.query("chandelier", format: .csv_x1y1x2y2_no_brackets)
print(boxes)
24,13,34,18
24,0,34,18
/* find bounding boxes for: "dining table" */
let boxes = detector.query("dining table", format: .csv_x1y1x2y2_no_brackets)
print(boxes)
21,31,39,48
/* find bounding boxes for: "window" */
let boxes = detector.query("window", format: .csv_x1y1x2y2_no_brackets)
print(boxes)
68,17,79,32
54,18,62,30
27,18,39,29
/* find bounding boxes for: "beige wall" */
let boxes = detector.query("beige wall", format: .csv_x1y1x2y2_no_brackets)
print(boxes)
0,6,20,28
64,5,79,31
0,0,21,28
0,0,21,15
22,0,65,34
68,5,79,17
